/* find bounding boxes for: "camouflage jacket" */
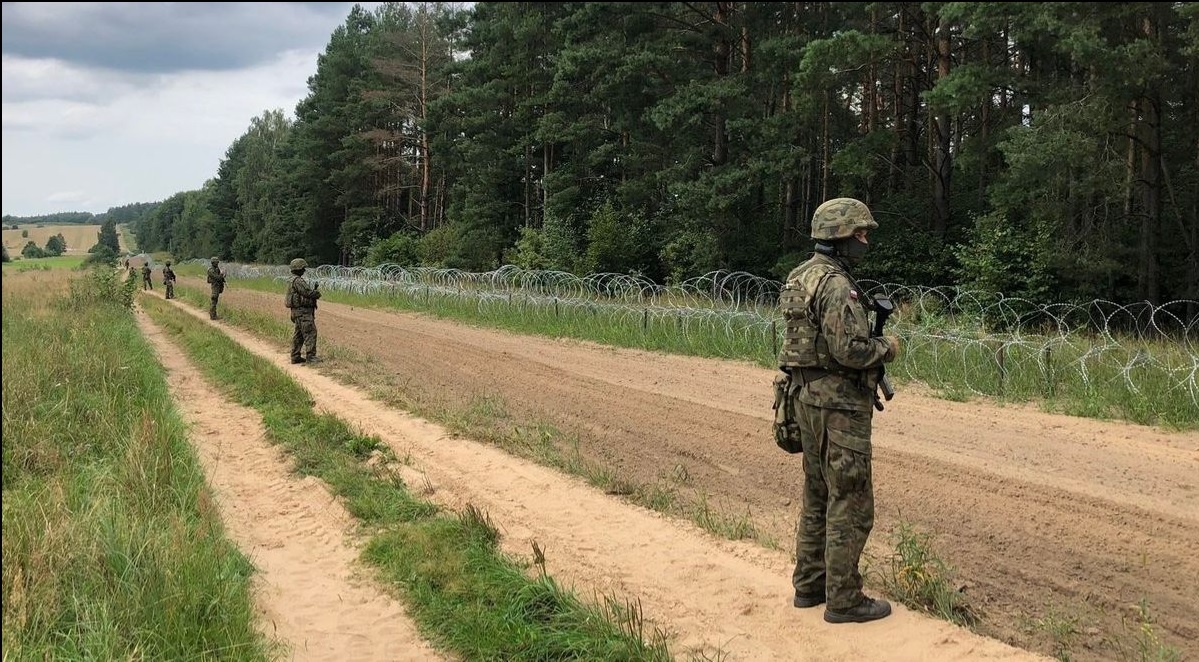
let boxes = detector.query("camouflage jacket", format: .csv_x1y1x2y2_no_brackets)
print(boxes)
141,265,152,279
206,267,225,292
782,252,893,411
162,266,176,282
285,275,320,310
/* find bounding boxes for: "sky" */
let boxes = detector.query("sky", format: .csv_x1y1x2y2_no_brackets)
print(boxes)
2,2,383,218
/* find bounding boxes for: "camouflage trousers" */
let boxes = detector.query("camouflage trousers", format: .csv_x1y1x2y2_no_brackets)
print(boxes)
791,401,875,611
142,277,152,290
209,287,221,319
164,280,174,299
290,309,317,360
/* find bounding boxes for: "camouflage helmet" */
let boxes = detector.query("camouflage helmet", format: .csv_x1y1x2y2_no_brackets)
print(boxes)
810,198,878,241
165,260,172,266
289,258,307,271
210,256,220,263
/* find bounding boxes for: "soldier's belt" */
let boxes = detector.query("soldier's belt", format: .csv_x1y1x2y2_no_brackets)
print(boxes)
797,366,862,384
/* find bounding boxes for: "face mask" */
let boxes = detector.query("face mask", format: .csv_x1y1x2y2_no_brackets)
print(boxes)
835,236,869,264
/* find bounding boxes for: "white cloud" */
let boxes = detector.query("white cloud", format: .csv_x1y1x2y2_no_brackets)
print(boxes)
1,2,378,217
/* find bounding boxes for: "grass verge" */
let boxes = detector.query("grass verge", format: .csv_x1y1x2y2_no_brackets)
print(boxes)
139,293,677,661
2,267,272,661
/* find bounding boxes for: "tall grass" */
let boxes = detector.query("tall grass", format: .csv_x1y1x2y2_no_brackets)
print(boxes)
140,294,677,661
1,267,271,661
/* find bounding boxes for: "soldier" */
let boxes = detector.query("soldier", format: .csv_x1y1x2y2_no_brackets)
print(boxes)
779,197,901,624
140,262,153,290
162,260,176,299
206,257,226,320
285,258,321,364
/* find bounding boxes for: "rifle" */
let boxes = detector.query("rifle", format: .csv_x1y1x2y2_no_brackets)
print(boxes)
871,294,896,411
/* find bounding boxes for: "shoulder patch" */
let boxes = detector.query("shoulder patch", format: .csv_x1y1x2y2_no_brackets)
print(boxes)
849,289,858,300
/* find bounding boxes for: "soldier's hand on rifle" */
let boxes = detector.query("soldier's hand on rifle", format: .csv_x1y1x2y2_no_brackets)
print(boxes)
884,335,901,361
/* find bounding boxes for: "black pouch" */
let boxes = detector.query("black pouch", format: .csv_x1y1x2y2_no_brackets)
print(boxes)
772,370,804,454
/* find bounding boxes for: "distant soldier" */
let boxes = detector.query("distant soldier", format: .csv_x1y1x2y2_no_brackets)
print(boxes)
140,262,153,290
162,260,176,299
206,257,226,320
285,258,321,364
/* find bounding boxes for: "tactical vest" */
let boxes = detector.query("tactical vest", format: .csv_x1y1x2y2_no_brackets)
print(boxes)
778,261,841,369
285,276,299,309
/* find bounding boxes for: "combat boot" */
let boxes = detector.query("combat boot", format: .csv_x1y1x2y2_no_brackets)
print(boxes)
823,597,892,624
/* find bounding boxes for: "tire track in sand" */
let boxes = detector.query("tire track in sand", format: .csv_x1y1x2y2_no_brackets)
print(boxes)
135,302,448,662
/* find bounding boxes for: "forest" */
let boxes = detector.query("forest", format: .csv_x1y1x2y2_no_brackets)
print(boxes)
3,203,160,228
123,2,1195,307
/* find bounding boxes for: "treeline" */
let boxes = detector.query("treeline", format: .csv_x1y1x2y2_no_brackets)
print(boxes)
131,2,1196,305
3,202,160,227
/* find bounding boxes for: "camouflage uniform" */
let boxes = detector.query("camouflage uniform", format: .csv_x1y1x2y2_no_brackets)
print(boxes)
162,263,176,299
141,263,153,290
285,259,321,363
206,259,225,319
779,198,896,620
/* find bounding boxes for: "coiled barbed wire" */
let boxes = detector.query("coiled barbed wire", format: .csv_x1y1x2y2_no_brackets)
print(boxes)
187,260,1198,412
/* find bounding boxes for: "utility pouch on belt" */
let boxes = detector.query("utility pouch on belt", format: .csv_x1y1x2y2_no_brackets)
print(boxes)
772,370,804,454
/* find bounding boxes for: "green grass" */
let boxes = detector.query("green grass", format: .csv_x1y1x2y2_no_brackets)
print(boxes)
872,521,978,628
1,254,88,272
140,293,678,661
2,267,272,661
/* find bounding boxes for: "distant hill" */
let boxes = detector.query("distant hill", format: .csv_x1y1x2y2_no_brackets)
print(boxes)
3,202,159,228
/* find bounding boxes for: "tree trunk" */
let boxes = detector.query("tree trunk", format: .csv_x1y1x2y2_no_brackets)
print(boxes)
930,15,952,238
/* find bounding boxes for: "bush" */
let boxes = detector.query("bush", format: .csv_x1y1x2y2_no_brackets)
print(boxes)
84,243,119,267
64,264,136,310
44,233,66,256
366,232,422,267
21,241,46,259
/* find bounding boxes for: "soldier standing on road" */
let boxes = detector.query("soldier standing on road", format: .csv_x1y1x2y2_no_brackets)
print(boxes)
140,262,153,290
206,257,226,320
285,258,321,364
779,197,901,624
162,260,176,299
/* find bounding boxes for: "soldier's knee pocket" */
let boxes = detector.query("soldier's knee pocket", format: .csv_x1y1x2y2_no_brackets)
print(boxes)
826,412,872,493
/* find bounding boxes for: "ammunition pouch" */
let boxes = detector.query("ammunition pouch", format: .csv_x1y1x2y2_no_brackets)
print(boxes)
772,369,804,454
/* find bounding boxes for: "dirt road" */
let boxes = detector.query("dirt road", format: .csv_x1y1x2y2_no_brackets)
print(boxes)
178,281,1199,660
136,306,447,661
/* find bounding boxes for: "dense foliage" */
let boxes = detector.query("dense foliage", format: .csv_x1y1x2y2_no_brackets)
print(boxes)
125,2,1196,307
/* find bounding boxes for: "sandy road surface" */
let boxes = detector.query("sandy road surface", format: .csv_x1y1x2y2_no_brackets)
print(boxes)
136,304,447,662
179,281,1199,660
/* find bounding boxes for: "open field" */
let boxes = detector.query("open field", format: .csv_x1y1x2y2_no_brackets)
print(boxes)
2,223,132,256
169,275,1197,662
1,254,88,272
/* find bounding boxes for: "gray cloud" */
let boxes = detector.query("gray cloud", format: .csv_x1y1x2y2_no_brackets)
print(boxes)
1,2,357,74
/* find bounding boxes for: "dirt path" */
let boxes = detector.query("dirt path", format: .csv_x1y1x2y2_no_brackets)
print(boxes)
135,304,448,662
183,280,1199,661
156,284,1050,661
